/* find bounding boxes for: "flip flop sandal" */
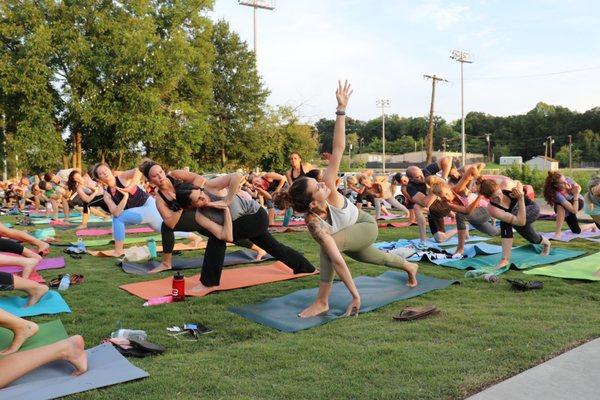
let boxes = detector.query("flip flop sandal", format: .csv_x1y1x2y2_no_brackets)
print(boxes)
69,254,82,260
70,274,85,285
507,279,544,291
129,339,165,355
393,305,438,321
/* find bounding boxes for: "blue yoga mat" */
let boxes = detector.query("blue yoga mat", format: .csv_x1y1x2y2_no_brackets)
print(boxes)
0,343,149,400
0,291,71,317
230,271,457,332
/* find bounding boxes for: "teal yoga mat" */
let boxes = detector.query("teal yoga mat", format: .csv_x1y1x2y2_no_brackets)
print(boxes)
0,291,71,317
0,320,68,353
230,271,457,332
439,244,584,274
0,343,149,400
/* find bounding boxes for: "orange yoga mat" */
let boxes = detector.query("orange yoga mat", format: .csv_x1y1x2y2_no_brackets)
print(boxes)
119,261,318,299
87,241,220,257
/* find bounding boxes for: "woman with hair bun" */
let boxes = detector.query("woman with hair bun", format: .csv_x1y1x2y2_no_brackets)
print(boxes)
275,81,418,318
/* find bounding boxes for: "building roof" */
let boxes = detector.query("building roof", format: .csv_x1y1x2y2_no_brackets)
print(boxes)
528,155,559,162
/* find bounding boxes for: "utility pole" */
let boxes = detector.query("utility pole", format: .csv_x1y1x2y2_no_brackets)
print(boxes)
423,74,448,164
450,50,473,166
546,136,554,159
568,134,572,170
238,0,275,58
485,133,492,162
376,99,390,173
442,137,447,153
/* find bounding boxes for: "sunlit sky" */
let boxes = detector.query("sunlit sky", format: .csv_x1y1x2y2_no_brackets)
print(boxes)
210,0,600,123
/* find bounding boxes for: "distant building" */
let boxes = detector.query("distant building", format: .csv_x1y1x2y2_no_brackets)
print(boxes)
526,156,559,171
499,156,523,166
353,151,485,169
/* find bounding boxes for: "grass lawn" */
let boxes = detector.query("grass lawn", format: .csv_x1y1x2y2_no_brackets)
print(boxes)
3,215,599,400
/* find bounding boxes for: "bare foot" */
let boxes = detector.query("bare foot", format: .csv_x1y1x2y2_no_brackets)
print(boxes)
405,262,419,287
255,248,267,261
27,284,49,307
189,282,211,293
148,263,172,274
541,238,551,256
21,258,40,280
298,301,329,318
76,224,87,229
62,335,88,376
0,320,39,355
495,258,510,270
190,234,204,248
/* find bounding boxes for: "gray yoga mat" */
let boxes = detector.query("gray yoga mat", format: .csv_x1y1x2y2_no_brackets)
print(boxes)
230,271,457,332
0,343,149,400
119,249,274,275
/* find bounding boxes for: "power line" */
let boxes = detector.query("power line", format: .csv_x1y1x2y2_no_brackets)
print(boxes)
466,65,600,81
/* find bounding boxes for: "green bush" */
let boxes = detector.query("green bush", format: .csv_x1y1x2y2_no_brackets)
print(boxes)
503,165,600,195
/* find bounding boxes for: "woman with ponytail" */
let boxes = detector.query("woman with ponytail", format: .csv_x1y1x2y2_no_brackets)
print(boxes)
477,177,551,269
275,81,418,318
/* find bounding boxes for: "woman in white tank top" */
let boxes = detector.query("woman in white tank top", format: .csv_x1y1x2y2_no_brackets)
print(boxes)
275,82,419,318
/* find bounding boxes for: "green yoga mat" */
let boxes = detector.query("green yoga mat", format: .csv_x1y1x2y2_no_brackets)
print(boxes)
439,244,585,274
71,234,163,247
524,252,600,281
230,271,457,332
0,319,68,353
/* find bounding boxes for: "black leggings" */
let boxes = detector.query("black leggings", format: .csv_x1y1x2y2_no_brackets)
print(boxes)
70,194,106,214
160,210,254,254
499,203,542,244
555,200,584,234
0,271,14,291
0,238,24,255
200,207,315,286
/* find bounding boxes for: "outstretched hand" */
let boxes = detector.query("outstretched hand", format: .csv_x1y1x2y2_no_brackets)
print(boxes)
336,80,353,110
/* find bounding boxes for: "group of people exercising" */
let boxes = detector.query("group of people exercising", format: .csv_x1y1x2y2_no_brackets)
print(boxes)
2,80,600,386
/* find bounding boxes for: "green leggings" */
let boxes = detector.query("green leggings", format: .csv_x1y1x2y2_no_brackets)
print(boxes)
320,210,407,283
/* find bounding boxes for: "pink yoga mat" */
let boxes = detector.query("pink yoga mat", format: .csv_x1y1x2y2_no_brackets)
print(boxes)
76,227,154,236
0,257,65,274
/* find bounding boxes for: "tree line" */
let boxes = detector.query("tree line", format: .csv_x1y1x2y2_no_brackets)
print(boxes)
0,0,317,175
316,102,600,166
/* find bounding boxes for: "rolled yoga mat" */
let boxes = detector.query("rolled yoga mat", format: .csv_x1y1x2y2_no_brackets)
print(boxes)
523,252,600,281
230,271,458,333
0,291,71,317
119,249,274,275
439,244,584,274
0,257,65,274
120,261,318,299
0,343,149,400
0,319,68,353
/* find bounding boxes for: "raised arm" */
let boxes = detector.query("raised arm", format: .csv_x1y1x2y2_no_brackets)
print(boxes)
194,207,233,242
115,168,142,189
103,190,129,217
155,195,182,229
447,194,483,215
169,170,206,189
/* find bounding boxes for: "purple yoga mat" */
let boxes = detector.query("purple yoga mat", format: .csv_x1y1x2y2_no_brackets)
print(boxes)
76,226,154,236
0,257,65,274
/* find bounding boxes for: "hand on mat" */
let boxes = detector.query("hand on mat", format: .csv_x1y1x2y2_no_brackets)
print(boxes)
344,296,361,317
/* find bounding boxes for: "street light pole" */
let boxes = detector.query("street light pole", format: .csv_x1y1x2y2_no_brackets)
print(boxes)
450,50,473,166
376,99,390,173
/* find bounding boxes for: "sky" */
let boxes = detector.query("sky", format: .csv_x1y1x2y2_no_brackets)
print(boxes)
210,0,600,123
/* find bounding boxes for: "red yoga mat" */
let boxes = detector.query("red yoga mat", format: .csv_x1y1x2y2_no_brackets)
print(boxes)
12,270,46,284
119,261,318,299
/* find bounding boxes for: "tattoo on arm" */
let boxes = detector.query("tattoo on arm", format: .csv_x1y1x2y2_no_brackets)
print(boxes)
307,219,331,245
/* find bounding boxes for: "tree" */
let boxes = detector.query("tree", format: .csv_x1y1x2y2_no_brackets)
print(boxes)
198,19,269,170
555,144,582,167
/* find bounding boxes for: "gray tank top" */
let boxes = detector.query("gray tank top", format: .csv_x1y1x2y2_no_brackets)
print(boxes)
198,191,260,224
